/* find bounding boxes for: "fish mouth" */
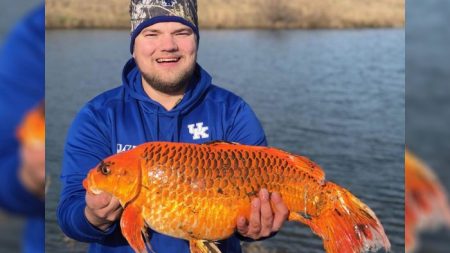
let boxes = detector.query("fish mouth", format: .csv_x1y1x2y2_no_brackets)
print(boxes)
83,176,103,195
90,188,104,195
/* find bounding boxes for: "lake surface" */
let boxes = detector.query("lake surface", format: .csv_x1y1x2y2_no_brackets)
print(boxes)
46,28,404,252
406,0,450,252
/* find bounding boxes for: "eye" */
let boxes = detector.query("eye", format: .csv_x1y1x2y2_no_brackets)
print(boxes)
98,161,111,175
101,165,110,175
176,31,192,36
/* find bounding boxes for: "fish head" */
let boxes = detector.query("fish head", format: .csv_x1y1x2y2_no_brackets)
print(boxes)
83,151,142,206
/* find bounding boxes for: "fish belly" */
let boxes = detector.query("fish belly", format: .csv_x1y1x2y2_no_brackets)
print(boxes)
138,185,246,241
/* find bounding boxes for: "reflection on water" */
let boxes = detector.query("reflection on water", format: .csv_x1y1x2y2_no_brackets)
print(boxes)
47,28,404,252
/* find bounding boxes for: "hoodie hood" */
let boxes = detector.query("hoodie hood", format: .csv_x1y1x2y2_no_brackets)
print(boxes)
122,58,211,115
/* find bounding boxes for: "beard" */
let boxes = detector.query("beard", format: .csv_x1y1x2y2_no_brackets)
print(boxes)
140,63,196,94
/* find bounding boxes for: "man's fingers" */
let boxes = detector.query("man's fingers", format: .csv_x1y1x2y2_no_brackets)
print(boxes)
236,191,289,240
271,192,289,231
259,189,273,237
96,196,122,219
106,205,124,222
107,196,122,210
247,198,261,237
86,192,112,209
236,216,248,235
103,197,122,214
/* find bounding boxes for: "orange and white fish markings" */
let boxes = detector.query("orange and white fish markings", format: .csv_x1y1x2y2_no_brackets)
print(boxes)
83,142,390,253
147,169,167,183
338,191,351,215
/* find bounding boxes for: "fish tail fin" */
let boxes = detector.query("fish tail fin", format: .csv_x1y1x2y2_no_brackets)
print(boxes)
408,174,450,228
290,182,390,253
405,150,450,228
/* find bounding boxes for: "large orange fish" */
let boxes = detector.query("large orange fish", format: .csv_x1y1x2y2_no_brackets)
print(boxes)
83,141,390,253
405,150,450,253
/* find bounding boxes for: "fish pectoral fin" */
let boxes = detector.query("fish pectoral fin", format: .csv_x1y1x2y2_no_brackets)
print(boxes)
120,204,150,253
189,240,221,253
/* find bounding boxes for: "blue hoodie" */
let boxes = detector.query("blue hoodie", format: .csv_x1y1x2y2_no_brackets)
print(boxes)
58,58,267,252
0,5,45,253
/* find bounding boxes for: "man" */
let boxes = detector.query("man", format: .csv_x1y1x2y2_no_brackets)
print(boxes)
0,4,45,253
57,1,288,252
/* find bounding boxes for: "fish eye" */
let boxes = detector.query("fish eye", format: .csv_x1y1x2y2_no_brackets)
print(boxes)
98,161,111,175
101,165,110,175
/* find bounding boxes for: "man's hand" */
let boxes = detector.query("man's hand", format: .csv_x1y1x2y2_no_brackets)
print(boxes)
19,143,45,199
85,191,123,231
236,189,289,240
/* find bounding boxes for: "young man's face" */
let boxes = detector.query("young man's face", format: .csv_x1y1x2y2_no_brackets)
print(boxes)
133,22,197,94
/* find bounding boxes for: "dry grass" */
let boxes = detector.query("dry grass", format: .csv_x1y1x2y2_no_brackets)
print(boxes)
46,0,404,29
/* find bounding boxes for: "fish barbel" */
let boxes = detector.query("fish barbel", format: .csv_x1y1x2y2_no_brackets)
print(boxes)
83,141,391,253
405,150,450,253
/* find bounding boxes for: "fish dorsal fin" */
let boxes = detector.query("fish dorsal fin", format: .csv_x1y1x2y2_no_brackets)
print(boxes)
202,140,240,146
264,147,325,183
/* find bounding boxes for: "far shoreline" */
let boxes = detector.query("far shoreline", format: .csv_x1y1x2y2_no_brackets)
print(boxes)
46,25,405,31
46,0,404,31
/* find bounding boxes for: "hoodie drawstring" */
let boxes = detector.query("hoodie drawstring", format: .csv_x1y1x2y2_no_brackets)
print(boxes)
155,107,160,140
175,111,181,142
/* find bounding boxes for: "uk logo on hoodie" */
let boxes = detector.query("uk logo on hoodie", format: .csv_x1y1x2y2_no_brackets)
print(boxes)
187,122,209,140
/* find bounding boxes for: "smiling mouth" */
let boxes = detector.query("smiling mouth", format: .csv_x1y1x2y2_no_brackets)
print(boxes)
156,57,180,63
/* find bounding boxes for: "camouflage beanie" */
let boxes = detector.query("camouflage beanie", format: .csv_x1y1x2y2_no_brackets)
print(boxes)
129,0,199,53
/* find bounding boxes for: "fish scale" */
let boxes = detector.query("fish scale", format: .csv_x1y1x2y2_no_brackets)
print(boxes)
84,141,391,253
143,143,293,237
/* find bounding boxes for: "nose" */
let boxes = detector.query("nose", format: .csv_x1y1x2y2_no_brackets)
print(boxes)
159,34,178,52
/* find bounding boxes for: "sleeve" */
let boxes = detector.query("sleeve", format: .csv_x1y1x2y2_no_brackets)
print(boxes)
226,101,267,146
56,105,119,242
0,5,44,216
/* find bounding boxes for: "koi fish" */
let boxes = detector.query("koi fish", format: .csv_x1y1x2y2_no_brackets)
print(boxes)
83,141,391,253
405,150,450,253
16,102,45,146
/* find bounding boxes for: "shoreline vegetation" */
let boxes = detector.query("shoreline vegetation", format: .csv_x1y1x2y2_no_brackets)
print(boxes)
46,0,404,30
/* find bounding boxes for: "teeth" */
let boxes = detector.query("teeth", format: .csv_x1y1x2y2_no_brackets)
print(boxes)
157,58,179,63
